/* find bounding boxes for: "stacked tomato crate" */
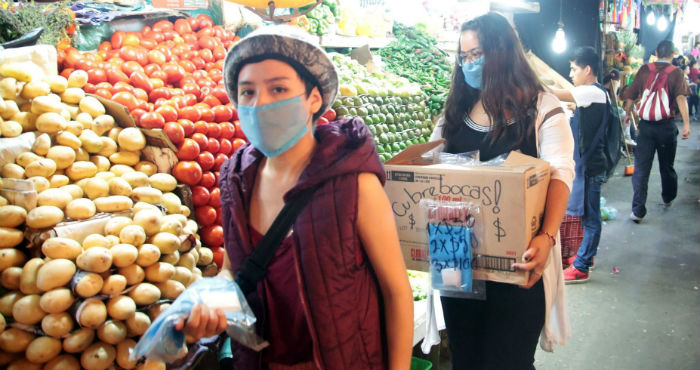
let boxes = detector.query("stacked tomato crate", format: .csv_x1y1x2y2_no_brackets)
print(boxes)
57,15,246,268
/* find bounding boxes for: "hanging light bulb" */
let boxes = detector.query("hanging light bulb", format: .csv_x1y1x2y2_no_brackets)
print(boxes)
657,14,668,31
552,25,567,54
552,0,566,54
647,9,656,25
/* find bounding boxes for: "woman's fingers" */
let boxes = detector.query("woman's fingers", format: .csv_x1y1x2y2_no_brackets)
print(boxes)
196,304,210,339
522,247,537,263
179,304,228,339
513,247,539,272
513,262,543,289
204,306,220,336
512,260,536,272
514,243,546,288
175,318,185,331
216,309,228,334
186,304,201,336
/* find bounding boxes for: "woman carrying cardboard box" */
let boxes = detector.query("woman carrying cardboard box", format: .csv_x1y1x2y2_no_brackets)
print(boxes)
429,12,574,370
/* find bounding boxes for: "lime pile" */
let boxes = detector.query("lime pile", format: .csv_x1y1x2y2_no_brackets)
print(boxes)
330,53,435,162
333,95,433,162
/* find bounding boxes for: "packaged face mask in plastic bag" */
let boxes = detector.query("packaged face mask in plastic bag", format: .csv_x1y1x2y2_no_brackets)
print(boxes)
420,199,486,300
420,150,508,167
130,278,268,364
421,150,480,165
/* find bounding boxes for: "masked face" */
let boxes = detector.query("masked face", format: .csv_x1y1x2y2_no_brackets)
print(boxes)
237,95,311,157
459,30,484,90
462,57,484,90
237,59,322,157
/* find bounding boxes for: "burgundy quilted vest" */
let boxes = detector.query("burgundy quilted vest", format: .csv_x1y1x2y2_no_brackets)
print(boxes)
219,118,388,370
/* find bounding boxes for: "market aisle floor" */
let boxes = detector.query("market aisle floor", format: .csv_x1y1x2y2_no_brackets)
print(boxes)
535,119,700,370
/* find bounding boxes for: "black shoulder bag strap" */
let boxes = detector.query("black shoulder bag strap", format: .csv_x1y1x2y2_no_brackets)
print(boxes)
581,85,611,164
235,184,322,296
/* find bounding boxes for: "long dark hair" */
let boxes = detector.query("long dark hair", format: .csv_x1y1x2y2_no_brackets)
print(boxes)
442,12,543,146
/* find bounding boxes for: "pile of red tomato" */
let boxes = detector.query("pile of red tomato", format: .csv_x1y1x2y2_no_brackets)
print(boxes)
57,14,244,260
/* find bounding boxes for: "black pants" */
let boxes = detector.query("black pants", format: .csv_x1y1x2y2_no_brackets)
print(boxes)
632,119,679,218
688,95,699,117
441,280,545,370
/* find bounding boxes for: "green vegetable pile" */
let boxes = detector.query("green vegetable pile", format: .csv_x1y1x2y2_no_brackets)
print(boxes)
331,53,422,97
301,0,338,36
378,23,453,117
408,270,429,301
0,0,73,46
330,53,434,162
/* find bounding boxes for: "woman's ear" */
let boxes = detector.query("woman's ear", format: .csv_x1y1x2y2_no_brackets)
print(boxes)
308,86,323,117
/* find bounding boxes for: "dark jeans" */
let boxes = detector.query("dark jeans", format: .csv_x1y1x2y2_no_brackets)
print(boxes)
574,174,606,273
689,95,699,118
629,120,637,141
632,119,679,218
441,280,545,370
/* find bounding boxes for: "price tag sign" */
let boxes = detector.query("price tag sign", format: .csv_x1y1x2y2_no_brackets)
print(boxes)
428,222,473,292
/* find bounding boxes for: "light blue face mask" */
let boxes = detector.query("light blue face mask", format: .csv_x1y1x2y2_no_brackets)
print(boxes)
462,56,485,90
237,95,310,157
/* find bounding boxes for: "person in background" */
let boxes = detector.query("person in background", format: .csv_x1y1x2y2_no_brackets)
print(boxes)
603,69,620,103
681,64,700,120
430,12,573,369
673,55,686,68
691,42,700,60
623,40,691,224
618,84,637,143
176,26,414,370
548,47,610,283
688,59,699,84
681,64,690,82
689,60,700,120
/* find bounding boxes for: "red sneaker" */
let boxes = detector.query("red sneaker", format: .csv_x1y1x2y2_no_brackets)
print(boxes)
563,256,595,270
564,255,575,267
564,265,589,284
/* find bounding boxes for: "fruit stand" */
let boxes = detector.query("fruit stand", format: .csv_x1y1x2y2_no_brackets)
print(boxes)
0,44,219,369
0,0,459,368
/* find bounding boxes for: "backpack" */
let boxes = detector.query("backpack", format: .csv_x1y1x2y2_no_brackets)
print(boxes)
584,85,623,179
637,63,676,121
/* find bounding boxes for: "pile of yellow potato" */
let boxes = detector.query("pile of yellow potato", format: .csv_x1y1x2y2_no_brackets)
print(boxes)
0,69,215,370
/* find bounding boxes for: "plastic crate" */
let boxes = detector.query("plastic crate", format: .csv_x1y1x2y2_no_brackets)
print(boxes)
411,356,433,370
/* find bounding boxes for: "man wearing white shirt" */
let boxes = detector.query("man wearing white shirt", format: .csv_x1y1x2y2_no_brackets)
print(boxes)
549,46,609,283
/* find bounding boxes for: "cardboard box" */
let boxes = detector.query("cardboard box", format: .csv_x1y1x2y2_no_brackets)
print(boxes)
91,94,178,152
384,141,551,285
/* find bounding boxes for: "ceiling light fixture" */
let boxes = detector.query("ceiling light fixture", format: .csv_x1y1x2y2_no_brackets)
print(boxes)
552,0,566,54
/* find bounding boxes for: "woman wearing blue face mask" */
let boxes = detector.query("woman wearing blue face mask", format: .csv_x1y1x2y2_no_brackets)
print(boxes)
175,26,414,370
429,13,574,370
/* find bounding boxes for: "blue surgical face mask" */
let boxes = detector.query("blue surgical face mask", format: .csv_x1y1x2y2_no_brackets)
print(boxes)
237,95,310,157
462,56,485,90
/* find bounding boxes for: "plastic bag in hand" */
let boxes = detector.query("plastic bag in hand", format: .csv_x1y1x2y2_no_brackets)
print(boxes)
130,278,268,364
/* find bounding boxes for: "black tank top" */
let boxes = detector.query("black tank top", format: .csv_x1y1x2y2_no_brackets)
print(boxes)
444,114,537,161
